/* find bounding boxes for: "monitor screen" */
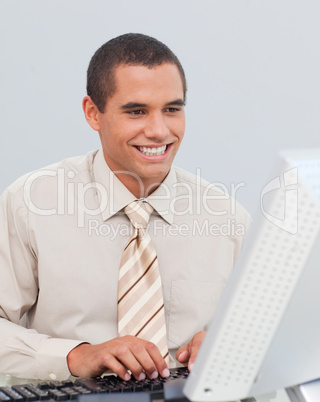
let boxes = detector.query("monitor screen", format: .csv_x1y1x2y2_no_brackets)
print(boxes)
183,149,320,401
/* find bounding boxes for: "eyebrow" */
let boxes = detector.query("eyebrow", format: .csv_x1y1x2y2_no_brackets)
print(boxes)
165,99,185,107
120,98,185,110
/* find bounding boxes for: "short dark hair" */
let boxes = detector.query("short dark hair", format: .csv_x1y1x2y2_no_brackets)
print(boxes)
86,33,187,113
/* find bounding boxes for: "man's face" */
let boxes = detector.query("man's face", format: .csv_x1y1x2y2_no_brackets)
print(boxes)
94,63,185,195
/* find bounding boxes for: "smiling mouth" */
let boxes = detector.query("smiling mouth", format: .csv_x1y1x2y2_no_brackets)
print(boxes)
136,145,168,156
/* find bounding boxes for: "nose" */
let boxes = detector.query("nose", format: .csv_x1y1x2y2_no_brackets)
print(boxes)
144,112,169,141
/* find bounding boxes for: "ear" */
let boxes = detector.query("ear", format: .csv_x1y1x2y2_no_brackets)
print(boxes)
82,96,101,131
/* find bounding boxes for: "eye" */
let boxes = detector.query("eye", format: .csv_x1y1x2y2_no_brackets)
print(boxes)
165,107,181,113
128,109,144,115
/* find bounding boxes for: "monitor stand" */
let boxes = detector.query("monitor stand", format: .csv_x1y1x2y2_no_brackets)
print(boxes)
286,379,320,402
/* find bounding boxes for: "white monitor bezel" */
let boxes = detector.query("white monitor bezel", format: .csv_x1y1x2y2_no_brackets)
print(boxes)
183,149,320,401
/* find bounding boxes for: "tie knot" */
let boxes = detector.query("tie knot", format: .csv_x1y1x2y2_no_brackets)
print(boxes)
124,200,153,229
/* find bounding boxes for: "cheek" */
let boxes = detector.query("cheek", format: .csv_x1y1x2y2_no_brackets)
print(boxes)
174,121,185,140
170,116,185,138
115,120,143,142
100,126,123,148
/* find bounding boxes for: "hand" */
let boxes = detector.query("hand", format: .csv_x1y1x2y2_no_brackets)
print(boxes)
67,335,169,381
175,331,206,370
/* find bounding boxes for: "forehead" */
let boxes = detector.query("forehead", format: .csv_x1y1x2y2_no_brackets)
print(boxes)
111,63,184,102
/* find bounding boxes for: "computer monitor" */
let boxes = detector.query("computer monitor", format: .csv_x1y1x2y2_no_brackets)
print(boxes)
183,149,320,401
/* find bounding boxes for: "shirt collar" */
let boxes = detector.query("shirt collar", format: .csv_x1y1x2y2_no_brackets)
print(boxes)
146,168,176,225
93,150,135,221
93,149,176,224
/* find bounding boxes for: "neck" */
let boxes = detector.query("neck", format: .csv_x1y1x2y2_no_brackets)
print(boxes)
114,172,163,198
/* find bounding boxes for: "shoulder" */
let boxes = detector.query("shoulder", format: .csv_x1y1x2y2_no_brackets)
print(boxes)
1,151,99,215
5,150,98,196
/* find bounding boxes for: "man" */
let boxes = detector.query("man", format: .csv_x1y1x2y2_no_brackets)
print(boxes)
0,33,250,382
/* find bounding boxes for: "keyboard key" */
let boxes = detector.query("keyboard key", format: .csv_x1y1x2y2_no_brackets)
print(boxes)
72,386,91,395
60,382,73,389
47,390,68,401
23,385,49,401
36,384,49,392
12,386,37,402
0,391,11,402
48,383,64,391
61,388,80,400
0,388,24,402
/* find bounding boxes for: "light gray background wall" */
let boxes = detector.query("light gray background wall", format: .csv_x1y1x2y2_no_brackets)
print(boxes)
1,0,319,214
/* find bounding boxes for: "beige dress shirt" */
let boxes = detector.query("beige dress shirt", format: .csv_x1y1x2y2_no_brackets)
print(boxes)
0,150,251,380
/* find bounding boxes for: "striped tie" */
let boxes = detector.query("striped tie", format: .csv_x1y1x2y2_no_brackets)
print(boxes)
118,200,169,364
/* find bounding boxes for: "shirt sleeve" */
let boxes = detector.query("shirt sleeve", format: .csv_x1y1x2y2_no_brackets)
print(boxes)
0,187,83,380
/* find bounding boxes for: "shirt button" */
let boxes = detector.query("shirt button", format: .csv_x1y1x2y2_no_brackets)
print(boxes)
49,373,57,380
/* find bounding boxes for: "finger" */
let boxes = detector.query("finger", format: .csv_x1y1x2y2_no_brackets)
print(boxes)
144,341,170,378
100,352,131,381
113,344,148,381
127,341,157,380
176,344,190,363
188,332,206,370
188,345,198,370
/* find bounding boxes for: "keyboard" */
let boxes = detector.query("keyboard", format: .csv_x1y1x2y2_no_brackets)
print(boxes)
0,367,189,402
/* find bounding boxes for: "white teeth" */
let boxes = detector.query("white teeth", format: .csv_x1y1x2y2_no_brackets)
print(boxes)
138,145,167,156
